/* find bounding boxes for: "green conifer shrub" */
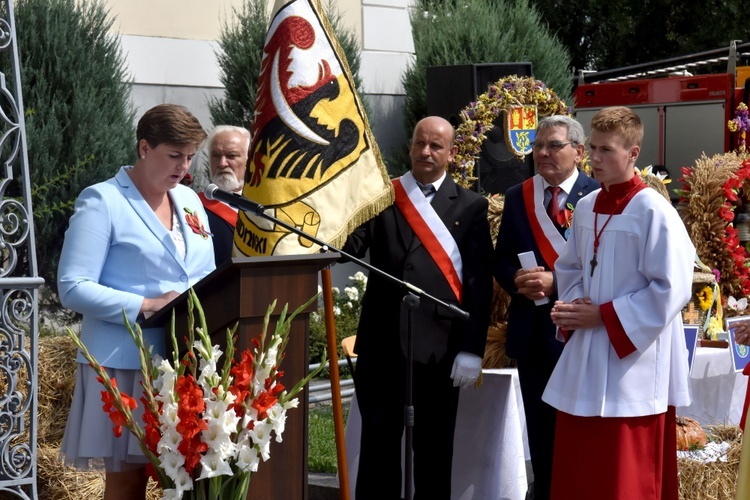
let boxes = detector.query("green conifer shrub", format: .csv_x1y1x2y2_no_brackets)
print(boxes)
14,0,135,286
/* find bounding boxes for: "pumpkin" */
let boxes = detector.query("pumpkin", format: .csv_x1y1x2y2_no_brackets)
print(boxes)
675,416,708,450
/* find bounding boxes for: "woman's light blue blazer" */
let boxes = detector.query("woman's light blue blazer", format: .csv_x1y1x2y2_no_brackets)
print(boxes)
58,166,216,369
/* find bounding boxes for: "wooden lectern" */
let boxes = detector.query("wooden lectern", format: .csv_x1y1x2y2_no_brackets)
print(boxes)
143,253,339,499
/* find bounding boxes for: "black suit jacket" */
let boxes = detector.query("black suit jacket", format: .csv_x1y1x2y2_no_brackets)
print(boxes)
344,176,494,365
203,205,236,268
494,170,599,360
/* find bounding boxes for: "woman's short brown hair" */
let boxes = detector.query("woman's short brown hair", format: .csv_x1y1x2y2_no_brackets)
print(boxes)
135,104,207,155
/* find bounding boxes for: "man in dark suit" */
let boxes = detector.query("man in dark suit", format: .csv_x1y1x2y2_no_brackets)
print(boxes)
198,125,251,266
344,116,494,499
494,115,599,500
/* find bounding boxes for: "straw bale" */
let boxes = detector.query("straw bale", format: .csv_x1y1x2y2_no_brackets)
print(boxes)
483,322,515,369
491,279,511,325
487,193,504,246
37,335,78,445
677,425,743,500
29,444,162,500
35,445,104,500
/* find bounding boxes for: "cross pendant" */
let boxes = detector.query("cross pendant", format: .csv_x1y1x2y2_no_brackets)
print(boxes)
590,253,598,277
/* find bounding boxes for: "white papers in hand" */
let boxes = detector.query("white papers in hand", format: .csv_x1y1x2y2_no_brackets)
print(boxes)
518,251,549,305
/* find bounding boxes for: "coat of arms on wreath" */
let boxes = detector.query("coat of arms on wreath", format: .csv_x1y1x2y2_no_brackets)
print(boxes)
505,105,537,156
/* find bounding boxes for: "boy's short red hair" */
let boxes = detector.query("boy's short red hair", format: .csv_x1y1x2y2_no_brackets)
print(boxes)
590,106,644,147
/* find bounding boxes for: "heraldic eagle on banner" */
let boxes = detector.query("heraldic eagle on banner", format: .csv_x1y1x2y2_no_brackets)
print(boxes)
234,0,393,257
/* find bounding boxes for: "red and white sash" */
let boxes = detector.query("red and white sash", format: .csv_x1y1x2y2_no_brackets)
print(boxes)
522,175,567,270
393,172,463,302
198,192,239,228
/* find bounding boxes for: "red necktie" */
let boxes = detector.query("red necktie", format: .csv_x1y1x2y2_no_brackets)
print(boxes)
547,186,562,226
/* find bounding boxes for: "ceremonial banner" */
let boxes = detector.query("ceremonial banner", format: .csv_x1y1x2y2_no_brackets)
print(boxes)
234,0,393,256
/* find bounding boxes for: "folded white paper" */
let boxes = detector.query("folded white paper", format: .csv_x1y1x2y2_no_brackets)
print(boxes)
518,251,549,305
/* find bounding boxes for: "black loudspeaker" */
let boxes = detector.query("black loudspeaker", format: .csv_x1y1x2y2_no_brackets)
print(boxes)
427,63,534,195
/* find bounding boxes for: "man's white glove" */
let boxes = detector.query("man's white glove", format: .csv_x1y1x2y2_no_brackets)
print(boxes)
450,351,482,389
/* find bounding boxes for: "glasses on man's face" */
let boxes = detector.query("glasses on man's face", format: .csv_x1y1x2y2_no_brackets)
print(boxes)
531,140,575,152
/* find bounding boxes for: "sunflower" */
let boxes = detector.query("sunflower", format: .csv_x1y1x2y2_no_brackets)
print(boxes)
696,286,714,311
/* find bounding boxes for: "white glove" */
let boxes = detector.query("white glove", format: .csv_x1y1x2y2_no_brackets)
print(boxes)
450,351,482,389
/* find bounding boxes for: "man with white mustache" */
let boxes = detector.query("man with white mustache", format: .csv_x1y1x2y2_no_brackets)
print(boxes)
198,125,251,266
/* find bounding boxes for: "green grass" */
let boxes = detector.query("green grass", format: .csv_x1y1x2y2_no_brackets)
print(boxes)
308,405,350,473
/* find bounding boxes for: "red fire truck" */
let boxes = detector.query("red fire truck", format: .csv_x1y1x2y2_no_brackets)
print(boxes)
573,41,750,200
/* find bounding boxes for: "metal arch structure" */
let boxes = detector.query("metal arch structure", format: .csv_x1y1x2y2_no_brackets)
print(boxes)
0,1,44,499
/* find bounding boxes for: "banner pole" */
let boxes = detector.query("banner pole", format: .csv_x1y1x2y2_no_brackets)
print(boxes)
321,267,350,500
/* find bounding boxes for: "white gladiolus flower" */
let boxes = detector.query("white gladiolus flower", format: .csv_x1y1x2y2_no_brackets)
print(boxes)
267,404,288,442
159,401,179,426
171,467,194,497
235,438,260,472
282,398,299,410
197,450,234,480
160,489,181,500
249,421,274,461
154,359,177,397
158,427,182,454
160,449,186,479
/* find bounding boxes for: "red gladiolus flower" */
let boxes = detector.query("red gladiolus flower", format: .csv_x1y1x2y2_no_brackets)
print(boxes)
228,386,250,417
269,381,285,397
251,392,278,420
176,375,205,414
178,434,208,474
100,377,137,438
141,397,162,453
230,350,255,390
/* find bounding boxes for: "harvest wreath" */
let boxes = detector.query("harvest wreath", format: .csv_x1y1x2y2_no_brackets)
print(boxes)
680,151,750,305
448,76,571,189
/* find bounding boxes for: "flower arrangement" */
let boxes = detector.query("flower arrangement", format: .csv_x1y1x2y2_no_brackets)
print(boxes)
449,76,571,189
309,272,367,368
728,102,750,153
680,152,750,303
67,289,325,499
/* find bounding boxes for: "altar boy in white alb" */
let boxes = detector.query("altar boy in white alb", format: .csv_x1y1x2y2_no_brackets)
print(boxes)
543,106,694,500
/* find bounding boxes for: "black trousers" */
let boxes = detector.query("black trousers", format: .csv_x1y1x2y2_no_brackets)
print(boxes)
354,352,459,500
516,346,561,500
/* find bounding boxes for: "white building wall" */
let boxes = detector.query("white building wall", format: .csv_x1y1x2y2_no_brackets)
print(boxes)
107,0,413,159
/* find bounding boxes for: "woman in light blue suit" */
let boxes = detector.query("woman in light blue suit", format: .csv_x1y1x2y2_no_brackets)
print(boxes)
58,104,216,500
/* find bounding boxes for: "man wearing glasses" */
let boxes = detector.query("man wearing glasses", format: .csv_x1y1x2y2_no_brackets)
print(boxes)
493,115,599,500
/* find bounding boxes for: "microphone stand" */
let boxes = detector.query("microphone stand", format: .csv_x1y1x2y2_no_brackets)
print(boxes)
216,189,469,499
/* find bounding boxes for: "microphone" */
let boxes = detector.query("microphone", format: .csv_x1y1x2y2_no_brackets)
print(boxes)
204,184,266,216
